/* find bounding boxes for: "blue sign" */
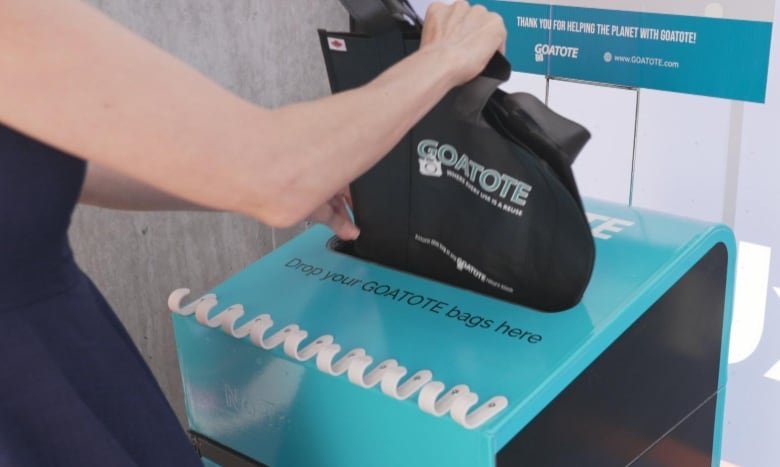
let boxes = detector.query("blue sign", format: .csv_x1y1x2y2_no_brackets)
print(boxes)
474,1,774,102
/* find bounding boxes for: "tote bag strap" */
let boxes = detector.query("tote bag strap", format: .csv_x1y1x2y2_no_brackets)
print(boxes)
336,0,514,129
451,53,512,126
338,0,402,34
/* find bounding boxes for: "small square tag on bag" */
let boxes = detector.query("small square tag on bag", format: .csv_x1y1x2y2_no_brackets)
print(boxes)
327,37,348,52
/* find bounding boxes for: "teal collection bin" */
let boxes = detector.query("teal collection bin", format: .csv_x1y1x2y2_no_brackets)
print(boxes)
170,198,735,467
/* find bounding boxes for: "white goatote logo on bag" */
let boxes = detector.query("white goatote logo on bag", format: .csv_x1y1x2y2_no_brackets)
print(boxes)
416,139,533,209
418,151,443,177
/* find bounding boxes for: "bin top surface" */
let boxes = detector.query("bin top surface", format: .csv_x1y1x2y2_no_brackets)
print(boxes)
174,198,734,448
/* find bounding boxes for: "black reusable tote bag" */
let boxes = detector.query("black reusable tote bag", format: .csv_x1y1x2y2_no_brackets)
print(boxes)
319,1,595,311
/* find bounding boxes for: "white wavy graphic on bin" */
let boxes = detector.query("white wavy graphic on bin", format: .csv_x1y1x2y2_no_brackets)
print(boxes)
168,288,508,429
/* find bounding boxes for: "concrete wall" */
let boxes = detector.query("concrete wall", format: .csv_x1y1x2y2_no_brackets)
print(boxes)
68,0,347,424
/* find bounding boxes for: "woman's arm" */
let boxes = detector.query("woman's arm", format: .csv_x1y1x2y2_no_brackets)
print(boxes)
80,163,359,240
0,0,505,227
80,163,209,211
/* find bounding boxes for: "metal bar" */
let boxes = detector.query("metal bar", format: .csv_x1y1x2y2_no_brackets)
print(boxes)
628,88,641,207
547,75,639,92
191,432,271,467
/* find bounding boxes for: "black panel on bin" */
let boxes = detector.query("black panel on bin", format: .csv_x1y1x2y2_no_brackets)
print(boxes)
496,243,727,466
632,394,718,467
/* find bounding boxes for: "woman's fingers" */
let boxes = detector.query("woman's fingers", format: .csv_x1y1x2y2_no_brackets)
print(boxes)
420,1,507,85
308,193,359,241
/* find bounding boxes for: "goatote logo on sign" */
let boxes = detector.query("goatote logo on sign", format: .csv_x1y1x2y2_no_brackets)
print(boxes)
534,43,580,62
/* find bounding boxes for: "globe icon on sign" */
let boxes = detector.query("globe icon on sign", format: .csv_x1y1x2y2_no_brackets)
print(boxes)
603,52,613,63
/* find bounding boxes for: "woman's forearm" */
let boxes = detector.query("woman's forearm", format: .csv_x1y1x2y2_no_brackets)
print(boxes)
0,0,503,226
250,48,458,225
80,163,211,211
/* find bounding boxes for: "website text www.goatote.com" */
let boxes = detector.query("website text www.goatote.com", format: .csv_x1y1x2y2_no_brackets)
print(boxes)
603,51,680,69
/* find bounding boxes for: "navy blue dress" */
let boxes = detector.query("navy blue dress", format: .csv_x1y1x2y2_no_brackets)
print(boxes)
0,124,202,466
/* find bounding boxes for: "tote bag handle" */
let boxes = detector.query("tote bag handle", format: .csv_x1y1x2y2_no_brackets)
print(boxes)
337,0,513,128
451,53,511,126
338,0,409,33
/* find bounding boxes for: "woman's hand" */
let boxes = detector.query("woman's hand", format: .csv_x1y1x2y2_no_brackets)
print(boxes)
420,1,507,86
307,188,359,241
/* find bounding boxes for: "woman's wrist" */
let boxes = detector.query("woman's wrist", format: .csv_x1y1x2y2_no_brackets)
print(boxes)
407,45,466,94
